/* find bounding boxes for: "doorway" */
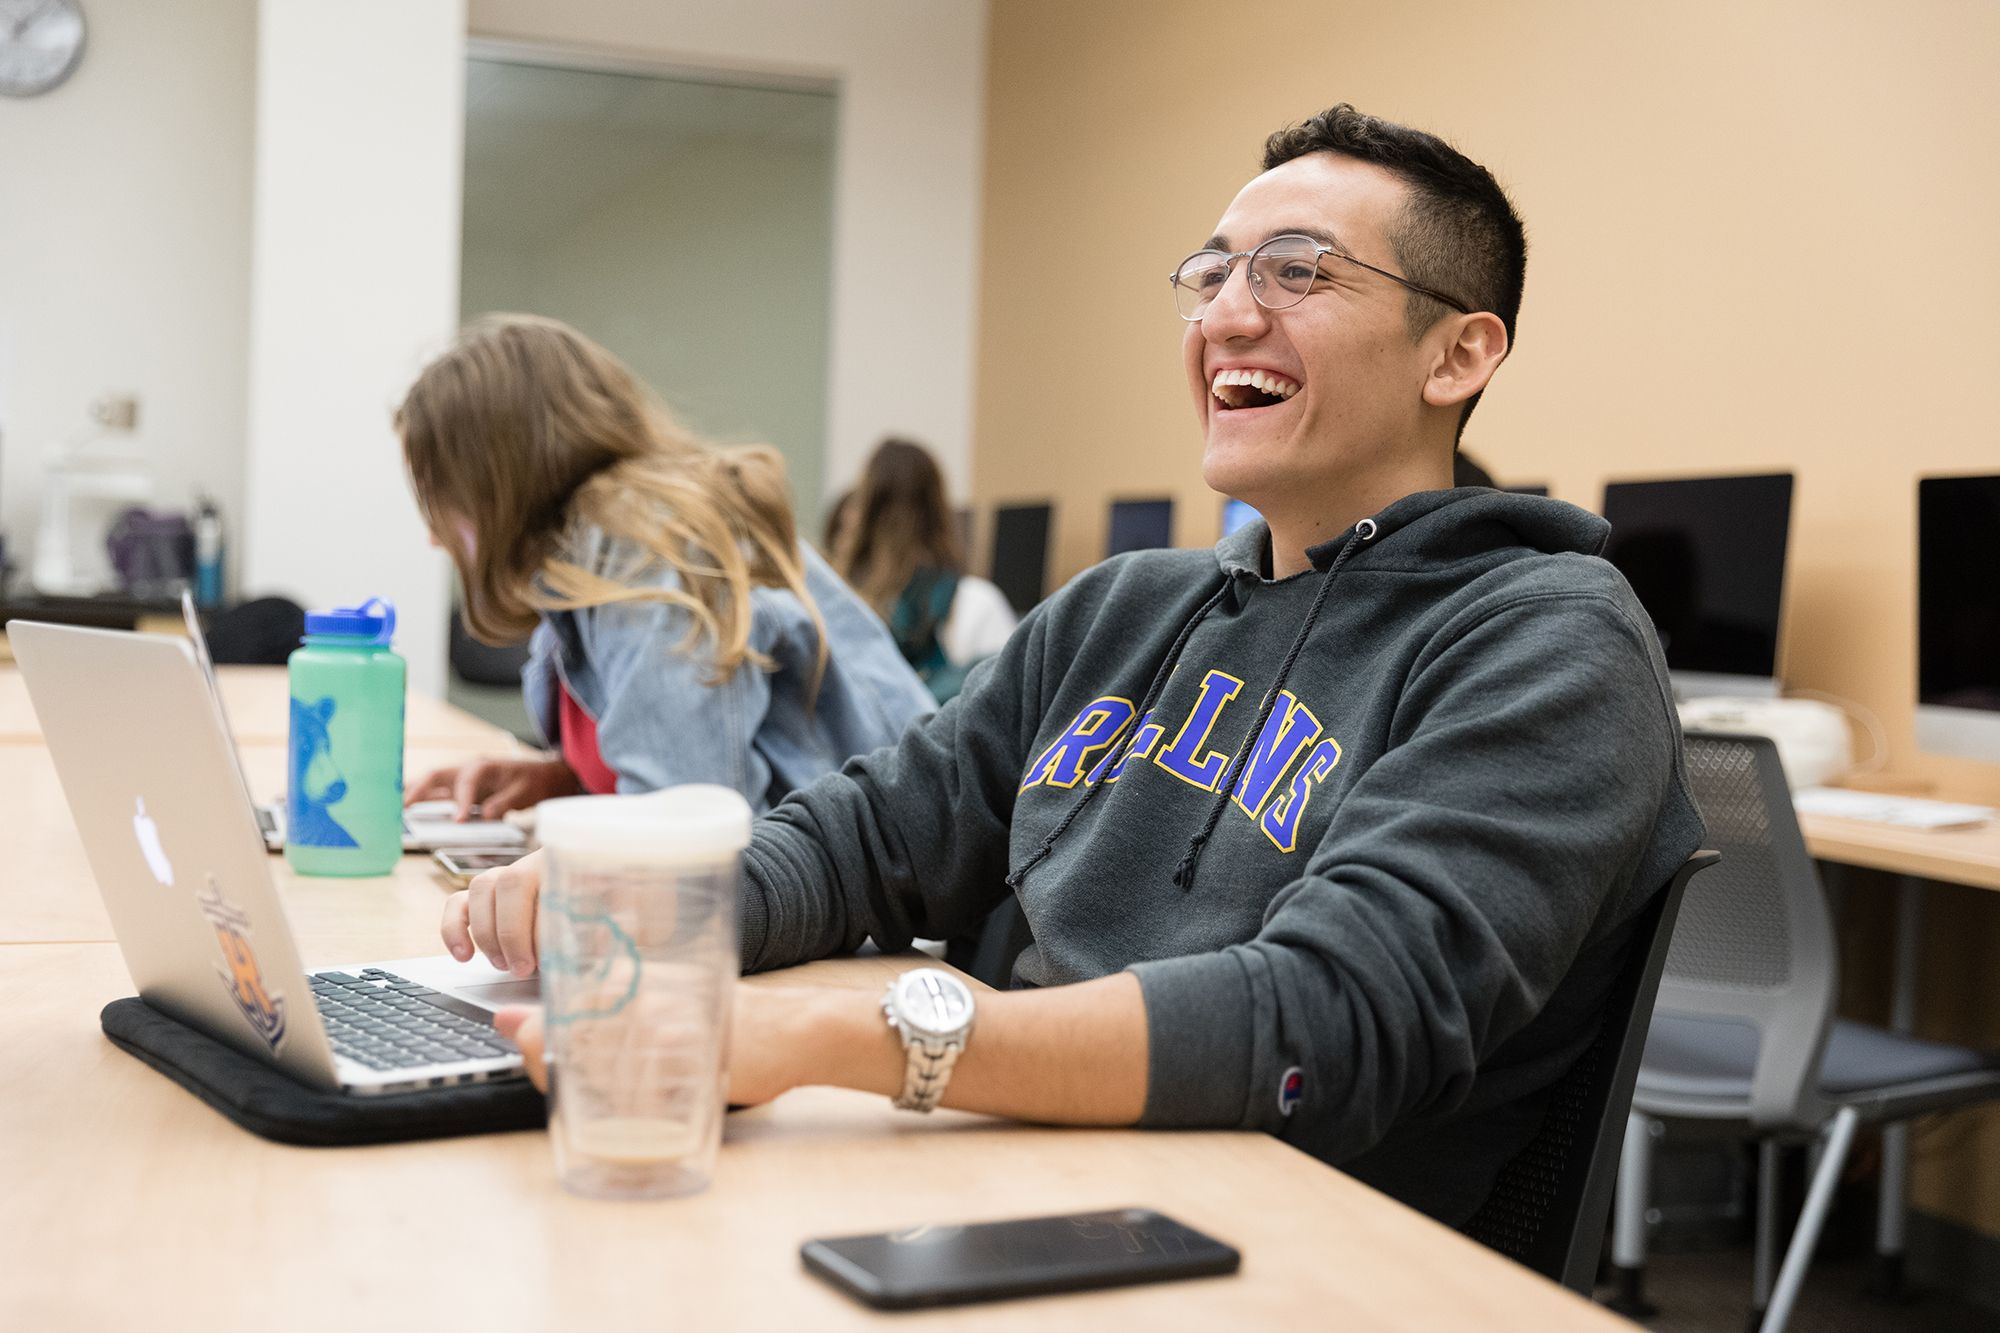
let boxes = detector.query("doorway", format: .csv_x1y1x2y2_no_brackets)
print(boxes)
460,53,839,518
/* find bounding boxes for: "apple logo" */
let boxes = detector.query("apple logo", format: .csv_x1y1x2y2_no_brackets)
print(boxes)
133,797,174,887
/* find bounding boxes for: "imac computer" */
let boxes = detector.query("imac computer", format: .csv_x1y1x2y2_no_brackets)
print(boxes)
990,502,1052,616
1600,473,1795,699
1106,499,1173,558
1917,474,2000,764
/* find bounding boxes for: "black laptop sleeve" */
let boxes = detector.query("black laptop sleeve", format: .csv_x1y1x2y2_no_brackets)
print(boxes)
101,998,547,1147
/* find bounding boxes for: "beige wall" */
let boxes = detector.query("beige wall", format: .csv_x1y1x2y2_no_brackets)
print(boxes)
976,0,2000,1238
978,0,2000,801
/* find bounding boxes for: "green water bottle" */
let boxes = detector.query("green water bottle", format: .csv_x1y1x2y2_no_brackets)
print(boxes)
285,598,406,876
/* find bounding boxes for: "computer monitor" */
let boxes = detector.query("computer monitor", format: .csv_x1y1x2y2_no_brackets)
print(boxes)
1917,475,2000,764
1599,473,1794,699
1504,484,1550,497
990,503,1052,616
1107,499,1173,558
1221,498,1261,536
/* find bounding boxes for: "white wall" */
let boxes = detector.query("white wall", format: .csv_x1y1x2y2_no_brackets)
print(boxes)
465,0,988,505
0,0,255,589
240,0,466,697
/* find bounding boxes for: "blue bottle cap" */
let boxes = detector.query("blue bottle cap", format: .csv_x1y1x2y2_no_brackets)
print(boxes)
304,598,397,646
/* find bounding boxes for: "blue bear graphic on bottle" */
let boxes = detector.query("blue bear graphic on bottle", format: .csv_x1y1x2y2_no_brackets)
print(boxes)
286,598,405,876
288,696,358,848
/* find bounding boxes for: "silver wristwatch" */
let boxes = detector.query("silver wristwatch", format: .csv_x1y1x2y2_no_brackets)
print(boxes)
881,967,977,1113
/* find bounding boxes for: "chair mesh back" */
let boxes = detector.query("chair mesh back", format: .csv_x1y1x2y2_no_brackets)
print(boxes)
1666,737,1791,990
1465,1014,1612,1268
1463,851,1713,1291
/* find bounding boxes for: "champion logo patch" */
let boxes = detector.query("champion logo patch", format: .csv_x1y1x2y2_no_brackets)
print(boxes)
1278,1066,1304,1117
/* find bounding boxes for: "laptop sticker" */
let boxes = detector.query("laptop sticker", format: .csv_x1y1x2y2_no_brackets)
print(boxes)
196,880,290,1054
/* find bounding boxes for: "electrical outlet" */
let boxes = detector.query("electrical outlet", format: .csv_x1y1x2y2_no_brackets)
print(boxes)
90,393,139,431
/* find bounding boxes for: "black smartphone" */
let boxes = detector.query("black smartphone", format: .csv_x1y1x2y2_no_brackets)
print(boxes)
800,1207,1239,1310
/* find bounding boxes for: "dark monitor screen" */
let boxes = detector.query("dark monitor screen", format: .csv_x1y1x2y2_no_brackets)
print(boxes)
1504,484,1550,497
1107,499,1173,558
990,503,1052,616
1600,473,1794,683
1919,475,2000,713
1221,498,1261,536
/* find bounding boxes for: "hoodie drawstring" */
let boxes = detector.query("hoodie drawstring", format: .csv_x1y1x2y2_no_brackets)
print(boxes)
1172,517,1376,891
1004,577,1236,893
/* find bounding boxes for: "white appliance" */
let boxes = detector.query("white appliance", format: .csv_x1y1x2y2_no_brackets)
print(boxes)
1678,696,1853,790
32,447,152,595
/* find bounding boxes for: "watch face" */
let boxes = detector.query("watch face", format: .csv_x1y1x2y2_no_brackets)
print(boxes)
0,0,86,98
893,969,972,1038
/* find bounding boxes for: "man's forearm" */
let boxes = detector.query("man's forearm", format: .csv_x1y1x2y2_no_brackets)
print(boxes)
787,972,1149,1125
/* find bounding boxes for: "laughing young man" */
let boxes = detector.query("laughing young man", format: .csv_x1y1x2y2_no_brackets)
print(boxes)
448,104,1702,1225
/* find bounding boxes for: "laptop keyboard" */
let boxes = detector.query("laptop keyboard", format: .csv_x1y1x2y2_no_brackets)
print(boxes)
309,967,516,1071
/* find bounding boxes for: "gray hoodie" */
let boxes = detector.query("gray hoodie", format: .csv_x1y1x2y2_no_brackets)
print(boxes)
740,487,1704,1224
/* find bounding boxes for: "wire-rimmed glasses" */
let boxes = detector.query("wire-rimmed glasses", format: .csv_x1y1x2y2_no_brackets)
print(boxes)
1170,233,1471,322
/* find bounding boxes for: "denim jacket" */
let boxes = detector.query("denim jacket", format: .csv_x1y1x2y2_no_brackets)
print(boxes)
522,529,934,814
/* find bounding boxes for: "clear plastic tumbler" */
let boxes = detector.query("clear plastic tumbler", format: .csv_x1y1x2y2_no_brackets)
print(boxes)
535,785,749,1200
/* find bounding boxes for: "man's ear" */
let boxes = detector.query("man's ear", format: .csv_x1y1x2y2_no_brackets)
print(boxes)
1422,312,1509,410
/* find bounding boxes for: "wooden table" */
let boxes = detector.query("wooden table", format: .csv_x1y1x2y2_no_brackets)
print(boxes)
0,668,1631,1331
1798,809,2000,895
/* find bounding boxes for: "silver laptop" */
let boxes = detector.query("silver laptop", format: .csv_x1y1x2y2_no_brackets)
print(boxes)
178,591,526,853
12,620,532,1095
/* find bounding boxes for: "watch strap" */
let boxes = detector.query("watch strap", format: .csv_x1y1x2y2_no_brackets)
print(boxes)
892,1034,962,1113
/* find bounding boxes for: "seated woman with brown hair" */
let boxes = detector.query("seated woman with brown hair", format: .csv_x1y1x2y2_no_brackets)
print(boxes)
400,315,934,819
831,438,1017,703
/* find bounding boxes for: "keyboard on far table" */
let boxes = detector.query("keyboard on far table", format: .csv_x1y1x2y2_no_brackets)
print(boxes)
1794,787,1996,830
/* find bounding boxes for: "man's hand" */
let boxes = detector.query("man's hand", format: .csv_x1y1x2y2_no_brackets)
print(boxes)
442,848,547,976
406,756,582,821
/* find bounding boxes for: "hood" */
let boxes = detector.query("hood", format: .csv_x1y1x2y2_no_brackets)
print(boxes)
1214,487,1610,581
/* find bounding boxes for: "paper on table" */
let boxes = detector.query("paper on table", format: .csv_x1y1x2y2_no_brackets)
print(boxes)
1794,787,1995,830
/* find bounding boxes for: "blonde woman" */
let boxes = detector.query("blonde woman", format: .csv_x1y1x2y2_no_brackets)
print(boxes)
832,438,1017,702
401,315,933,819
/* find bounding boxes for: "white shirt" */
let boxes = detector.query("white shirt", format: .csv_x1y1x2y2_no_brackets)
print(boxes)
940,575,1018,666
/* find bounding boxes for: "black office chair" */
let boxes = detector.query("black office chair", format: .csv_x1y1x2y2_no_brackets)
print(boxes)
448,603,531,686
201,596,306,665
950,895,1035,989
1464,849,1720,1292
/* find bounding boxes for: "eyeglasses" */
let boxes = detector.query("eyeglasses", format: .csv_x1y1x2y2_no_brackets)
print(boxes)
1170,233,1471,322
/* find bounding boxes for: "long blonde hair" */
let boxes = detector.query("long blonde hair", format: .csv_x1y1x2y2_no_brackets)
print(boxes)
832,438,963,617
399,314,825,689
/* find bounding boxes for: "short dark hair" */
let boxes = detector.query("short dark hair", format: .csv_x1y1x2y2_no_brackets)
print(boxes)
1263,104,1526,437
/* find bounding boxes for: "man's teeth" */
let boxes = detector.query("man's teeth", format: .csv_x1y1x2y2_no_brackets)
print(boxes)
1209,368,1301,407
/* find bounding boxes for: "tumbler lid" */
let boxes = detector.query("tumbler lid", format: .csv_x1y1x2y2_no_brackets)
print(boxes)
536,785,752,862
